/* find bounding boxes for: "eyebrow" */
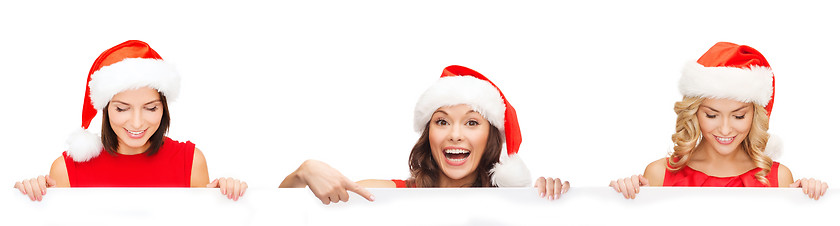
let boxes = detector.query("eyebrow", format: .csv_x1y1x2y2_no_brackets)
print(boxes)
701,105,750,113
110,100,162,106
433,109,479,115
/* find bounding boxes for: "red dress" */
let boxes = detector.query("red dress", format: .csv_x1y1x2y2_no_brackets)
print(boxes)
63,137,196,187
663,162,780,187
392,179,411,188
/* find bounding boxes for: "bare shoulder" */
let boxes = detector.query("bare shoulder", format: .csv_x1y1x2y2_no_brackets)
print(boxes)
643,158,668,186
356,179,397,188
193,147,206,164
49,155,70,187
776,163,794,187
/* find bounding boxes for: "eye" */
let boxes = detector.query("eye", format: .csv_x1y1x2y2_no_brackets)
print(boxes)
435,118,449,126
466,119,480,126
145,106,158,112
705,113,716,119
115,106,128,112
735,115,745,119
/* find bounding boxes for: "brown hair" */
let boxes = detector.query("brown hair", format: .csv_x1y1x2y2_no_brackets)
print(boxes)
101,92,170,156
406,122,503,187
668,96,773,185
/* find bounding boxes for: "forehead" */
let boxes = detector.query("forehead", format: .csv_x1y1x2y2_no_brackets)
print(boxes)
110,87,161,104
435,104,486,117
700,98,752,111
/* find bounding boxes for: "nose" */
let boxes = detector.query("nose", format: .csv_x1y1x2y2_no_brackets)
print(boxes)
720,117,732,136
448,124,464,142
130,108,143,129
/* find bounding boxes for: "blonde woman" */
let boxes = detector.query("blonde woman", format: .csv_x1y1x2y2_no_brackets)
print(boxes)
610,42,827,200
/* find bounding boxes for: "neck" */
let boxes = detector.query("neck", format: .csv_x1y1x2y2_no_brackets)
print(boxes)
693,140,750,163
116,141,151,155
437,172,478,187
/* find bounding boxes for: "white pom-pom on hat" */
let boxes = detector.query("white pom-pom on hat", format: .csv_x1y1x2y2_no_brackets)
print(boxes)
66,128,103,162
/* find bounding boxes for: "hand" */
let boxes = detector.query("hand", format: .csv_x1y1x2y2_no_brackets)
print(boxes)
296,160,374,205
609,174,649,199
14,175,57,201
790,178,828,200
207,177,248,201
534,177,570,200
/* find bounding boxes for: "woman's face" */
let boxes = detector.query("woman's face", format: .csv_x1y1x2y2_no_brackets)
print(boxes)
107,87,164,154
428,104,490,183
696,98,754,156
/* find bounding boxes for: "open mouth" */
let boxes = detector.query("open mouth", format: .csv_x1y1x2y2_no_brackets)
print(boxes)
444,148,471,166
126,129,146,139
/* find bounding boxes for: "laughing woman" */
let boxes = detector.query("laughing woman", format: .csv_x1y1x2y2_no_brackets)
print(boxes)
279,65,569,204
609,42,828,200
14,40,247,201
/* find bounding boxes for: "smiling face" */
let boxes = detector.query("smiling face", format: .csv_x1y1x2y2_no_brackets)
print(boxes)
427,104,491,185
106,87,165,155
696,98,754,156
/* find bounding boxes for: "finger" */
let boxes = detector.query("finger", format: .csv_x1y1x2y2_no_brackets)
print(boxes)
15,182,26,194
819,182,828,198
562,181,570,194
553,178,562,199
535,177,546,197
31,180,43,201
545,177,555,200
631,175,641,194
240,182,248,197
317,194,330,205
639,176,650,186
23,180,35,201
206,178,219,188
616,178,629,199
37,175,47,196
329,194,340,203
809,178,818,199
45,175,57,188
346,182,375,202
339,189,350,202
609,181,620,193
226,178,236,200
232,179,241,201
219,178,228,195
790,179,801,188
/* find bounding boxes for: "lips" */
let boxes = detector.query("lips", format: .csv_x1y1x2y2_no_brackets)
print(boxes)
714,135,734,145
443,148,470,166
125,129,146,139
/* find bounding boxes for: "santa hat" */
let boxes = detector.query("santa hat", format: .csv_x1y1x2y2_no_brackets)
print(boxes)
679,42,781,158
414,65,531,187
66,40,180,162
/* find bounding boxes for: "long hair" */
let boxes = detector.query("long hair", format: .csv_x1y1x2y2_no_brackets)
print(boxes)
101,92,170,156
407,122,503,187
668,96,773,185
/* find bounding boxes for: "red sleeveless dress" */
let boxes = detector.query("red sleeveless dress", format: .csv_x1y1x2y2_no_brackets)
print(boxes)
392,179,412,188
663,162,780,187
62,137,196,187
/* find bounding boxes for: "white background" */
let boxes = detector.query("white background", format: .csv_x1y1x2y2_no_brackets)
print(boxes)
1,0,838,190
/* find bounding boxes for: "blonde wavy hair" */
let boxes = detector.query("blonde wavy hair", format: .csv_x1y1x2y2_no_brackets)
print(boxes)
668,96,774,185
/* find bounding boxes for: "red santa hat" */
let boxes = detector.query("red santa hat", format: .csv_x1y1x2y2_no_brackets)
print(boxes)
414,65,530,187
679,42,781,158
66,40,180,162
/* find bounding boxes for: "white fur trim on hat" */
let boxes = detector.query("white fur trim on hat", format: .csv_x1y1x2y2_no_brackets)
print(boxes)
66,128,103,162
764,133,783,159
414,76,506,134
88,58,180,110
679,62,774,106
490,154,531,187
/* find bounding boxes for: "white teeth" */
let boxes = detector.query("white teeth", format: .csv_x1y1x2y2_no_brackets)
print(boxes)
446,157,467,162
128,130,144,135
444,149,470,154
716,137,733,142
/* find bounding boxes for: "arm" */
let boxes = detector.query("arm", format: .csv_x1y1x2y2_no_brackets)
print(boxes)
642,158,667,186
356,179,397,188
279,159,374,205
190,148,209,187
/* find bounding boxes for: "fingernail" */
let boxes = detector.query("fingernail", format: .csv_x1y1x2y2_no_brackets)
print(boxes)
555,194,560,200
370,195,375,201
540,192,545,198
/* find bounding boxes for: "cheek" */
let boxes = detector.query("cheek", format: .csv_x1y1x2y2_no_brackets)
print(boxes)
466,128,490,158
145,111,164,126
697,117,716,134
